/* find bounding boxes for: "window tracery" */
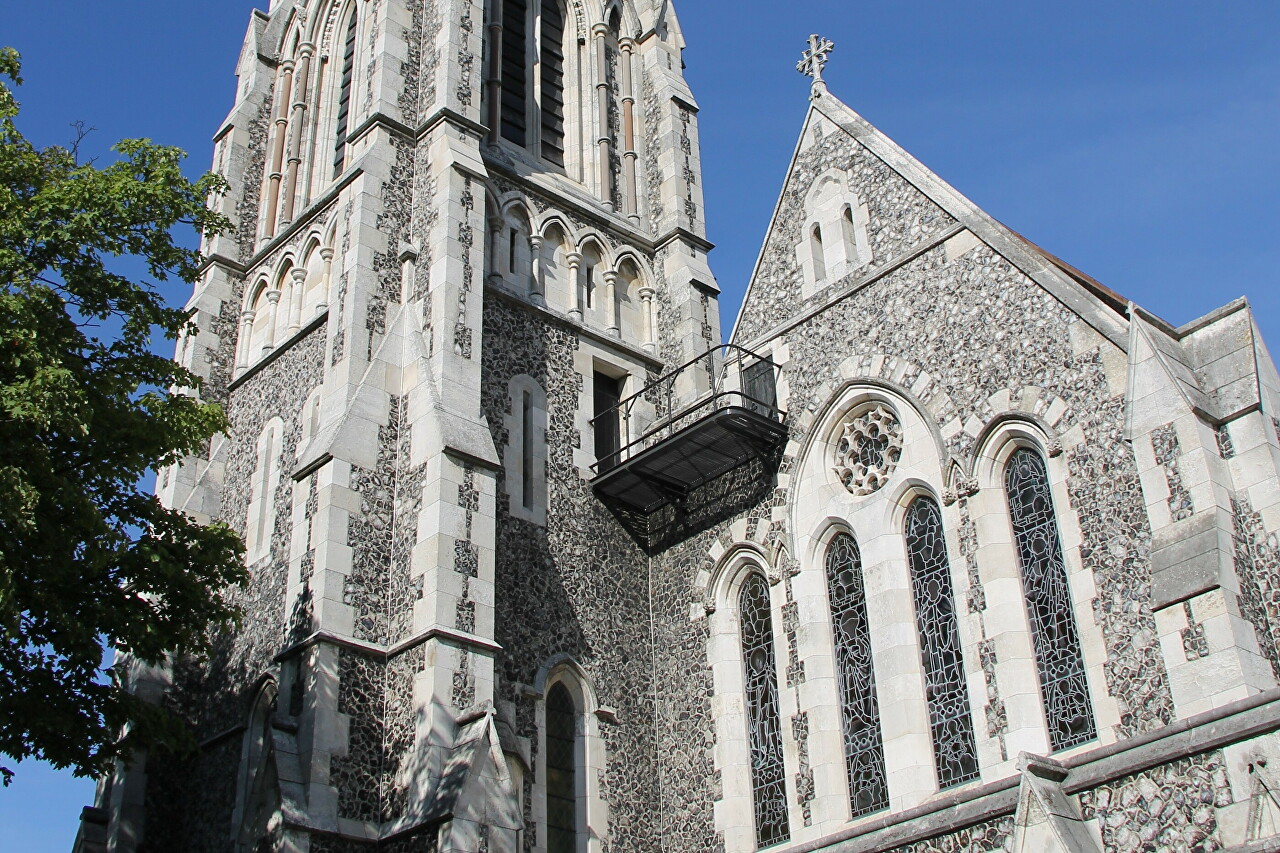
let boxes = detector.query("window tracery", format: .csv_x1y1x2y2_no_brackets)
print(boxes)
825,533,888,817
739,572,790,847
905,496,979,788
833,404,903,496
1004,448,1096,751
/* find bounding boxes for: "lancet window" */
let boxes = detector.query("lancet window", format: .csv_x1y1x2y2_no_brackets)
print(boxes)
545,682,578,853
1004,448,1096,751
246,420,284,562
825,533,888,817
739,572,790,847
904,496,979,788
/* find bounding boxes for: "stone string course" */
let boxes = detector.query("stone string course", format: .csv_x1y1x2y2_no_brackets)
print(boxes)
885,816,1014,853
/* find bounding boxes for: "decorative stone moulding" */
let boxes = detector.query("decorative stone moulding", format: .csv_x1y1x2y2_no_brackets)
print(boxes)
833,404,903,496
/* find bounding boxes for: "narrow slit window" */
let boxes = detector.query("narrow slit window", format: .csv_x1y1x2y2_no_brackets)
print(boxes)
905,496,979,788
825,533,888,817
811,224,827,282
842,206,859,266
545,683,577,853
508,228,520,275
1005,448,1097,751
740,572,790,847
521,390,534,510
332,8,358,179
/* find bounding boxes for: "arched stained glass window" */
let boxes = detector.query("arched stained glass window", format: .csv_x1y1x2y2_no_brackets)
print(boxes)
905,496,979,788
825,533,888,818
739,572,790,847
1005,448,1096,751
545,682,577,853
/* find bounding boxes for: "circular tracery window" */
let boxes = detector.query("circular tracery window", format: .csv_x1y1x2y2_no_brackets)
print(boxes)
833,405,903,496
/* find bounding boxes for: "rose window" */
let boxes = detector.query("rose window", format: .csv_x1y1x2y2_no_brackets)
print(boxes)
833,406,903,496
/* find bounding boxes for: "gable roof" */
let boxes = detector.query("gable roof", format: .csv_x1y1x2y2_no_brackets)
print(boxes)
730,88,1133,351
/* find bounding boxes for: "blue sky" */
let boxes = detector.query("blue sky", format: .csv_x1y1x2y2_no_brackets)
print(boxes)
3,2,1278,848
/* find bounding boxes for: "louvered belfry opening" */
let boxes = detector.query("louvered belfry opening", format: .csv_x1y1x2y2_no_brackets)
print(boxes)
590,346,788,551
500,0,528,146
539,0,566,166
332,8,358,178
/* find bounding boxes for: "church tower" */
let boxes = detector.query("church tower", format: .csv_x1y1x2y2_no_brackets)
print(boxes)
88,1,718,850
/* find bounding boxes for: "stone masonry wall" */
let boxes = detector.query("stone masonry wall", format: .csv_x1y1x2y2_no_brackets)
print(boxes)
481,297,660,853
651,127,1177,846
143,326,327,847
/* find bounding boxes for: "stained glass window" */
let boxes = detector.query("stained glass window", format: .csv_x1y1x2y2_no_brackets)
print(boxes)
1005,448,1096,751
739,572,790,847
825,533,888,817
546,682,577,853
905,496,979,788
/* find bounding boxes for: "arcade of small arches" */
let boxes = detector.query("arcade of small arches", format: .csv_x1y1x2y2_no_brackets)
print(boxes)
234,233,337,375
486,199,657,349
703,388,1099,848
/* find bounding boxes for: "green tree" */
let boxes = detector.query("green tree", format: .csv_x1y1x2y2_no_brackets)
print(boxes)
0,49,246,784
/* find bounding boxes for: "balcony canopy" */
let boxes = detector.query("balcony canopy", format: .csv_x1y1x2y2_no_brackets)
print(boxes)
590,346,788,551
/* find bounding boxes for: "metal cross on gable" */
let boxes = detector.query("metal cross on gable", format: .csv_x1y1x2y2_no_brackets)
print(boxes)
797,34,835,83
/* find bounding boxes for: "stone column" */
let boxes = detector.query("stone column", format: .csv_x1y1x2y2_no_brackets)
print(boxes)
639,286,656,352
264,60,294,237
529,235,544,304
236,309,255,370
567,251,583,320
288,267,307,334
619,38,639,223
318,247,334,314
488,216,505,285
282,44,314,225
593,24,613,209
261,289,282,356
603,269,619,337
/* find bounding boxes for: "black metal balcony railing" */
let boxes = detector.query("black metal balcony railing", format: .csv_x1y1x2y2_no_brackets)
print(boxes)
590,345,788,551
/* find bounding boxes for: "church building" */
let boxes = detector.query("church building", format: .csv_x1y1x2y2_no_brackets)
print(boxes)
78,2,1280,852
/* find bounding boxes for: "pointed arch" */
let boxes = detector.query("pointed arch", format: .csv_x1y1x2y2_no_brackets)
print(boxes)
230,679,280,851
903,493,979,788
822,529,889,817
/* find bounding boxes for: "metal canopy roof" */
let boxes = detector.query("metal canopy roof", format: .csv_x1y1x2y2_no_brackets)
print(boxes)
589,346,788,552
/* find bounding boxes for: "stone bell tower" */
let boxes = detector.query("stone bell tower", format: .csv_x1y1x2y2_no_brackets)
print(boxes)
84,0,720,851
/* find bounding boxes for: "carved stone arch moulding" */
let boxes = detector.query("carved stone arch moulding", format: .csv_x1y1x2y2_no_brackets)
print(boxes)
790,352,957,465
698,537,773,617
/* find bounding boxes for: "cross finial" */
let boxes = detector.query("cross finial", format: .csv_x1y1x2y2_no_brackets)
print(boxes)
797,34,834,96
